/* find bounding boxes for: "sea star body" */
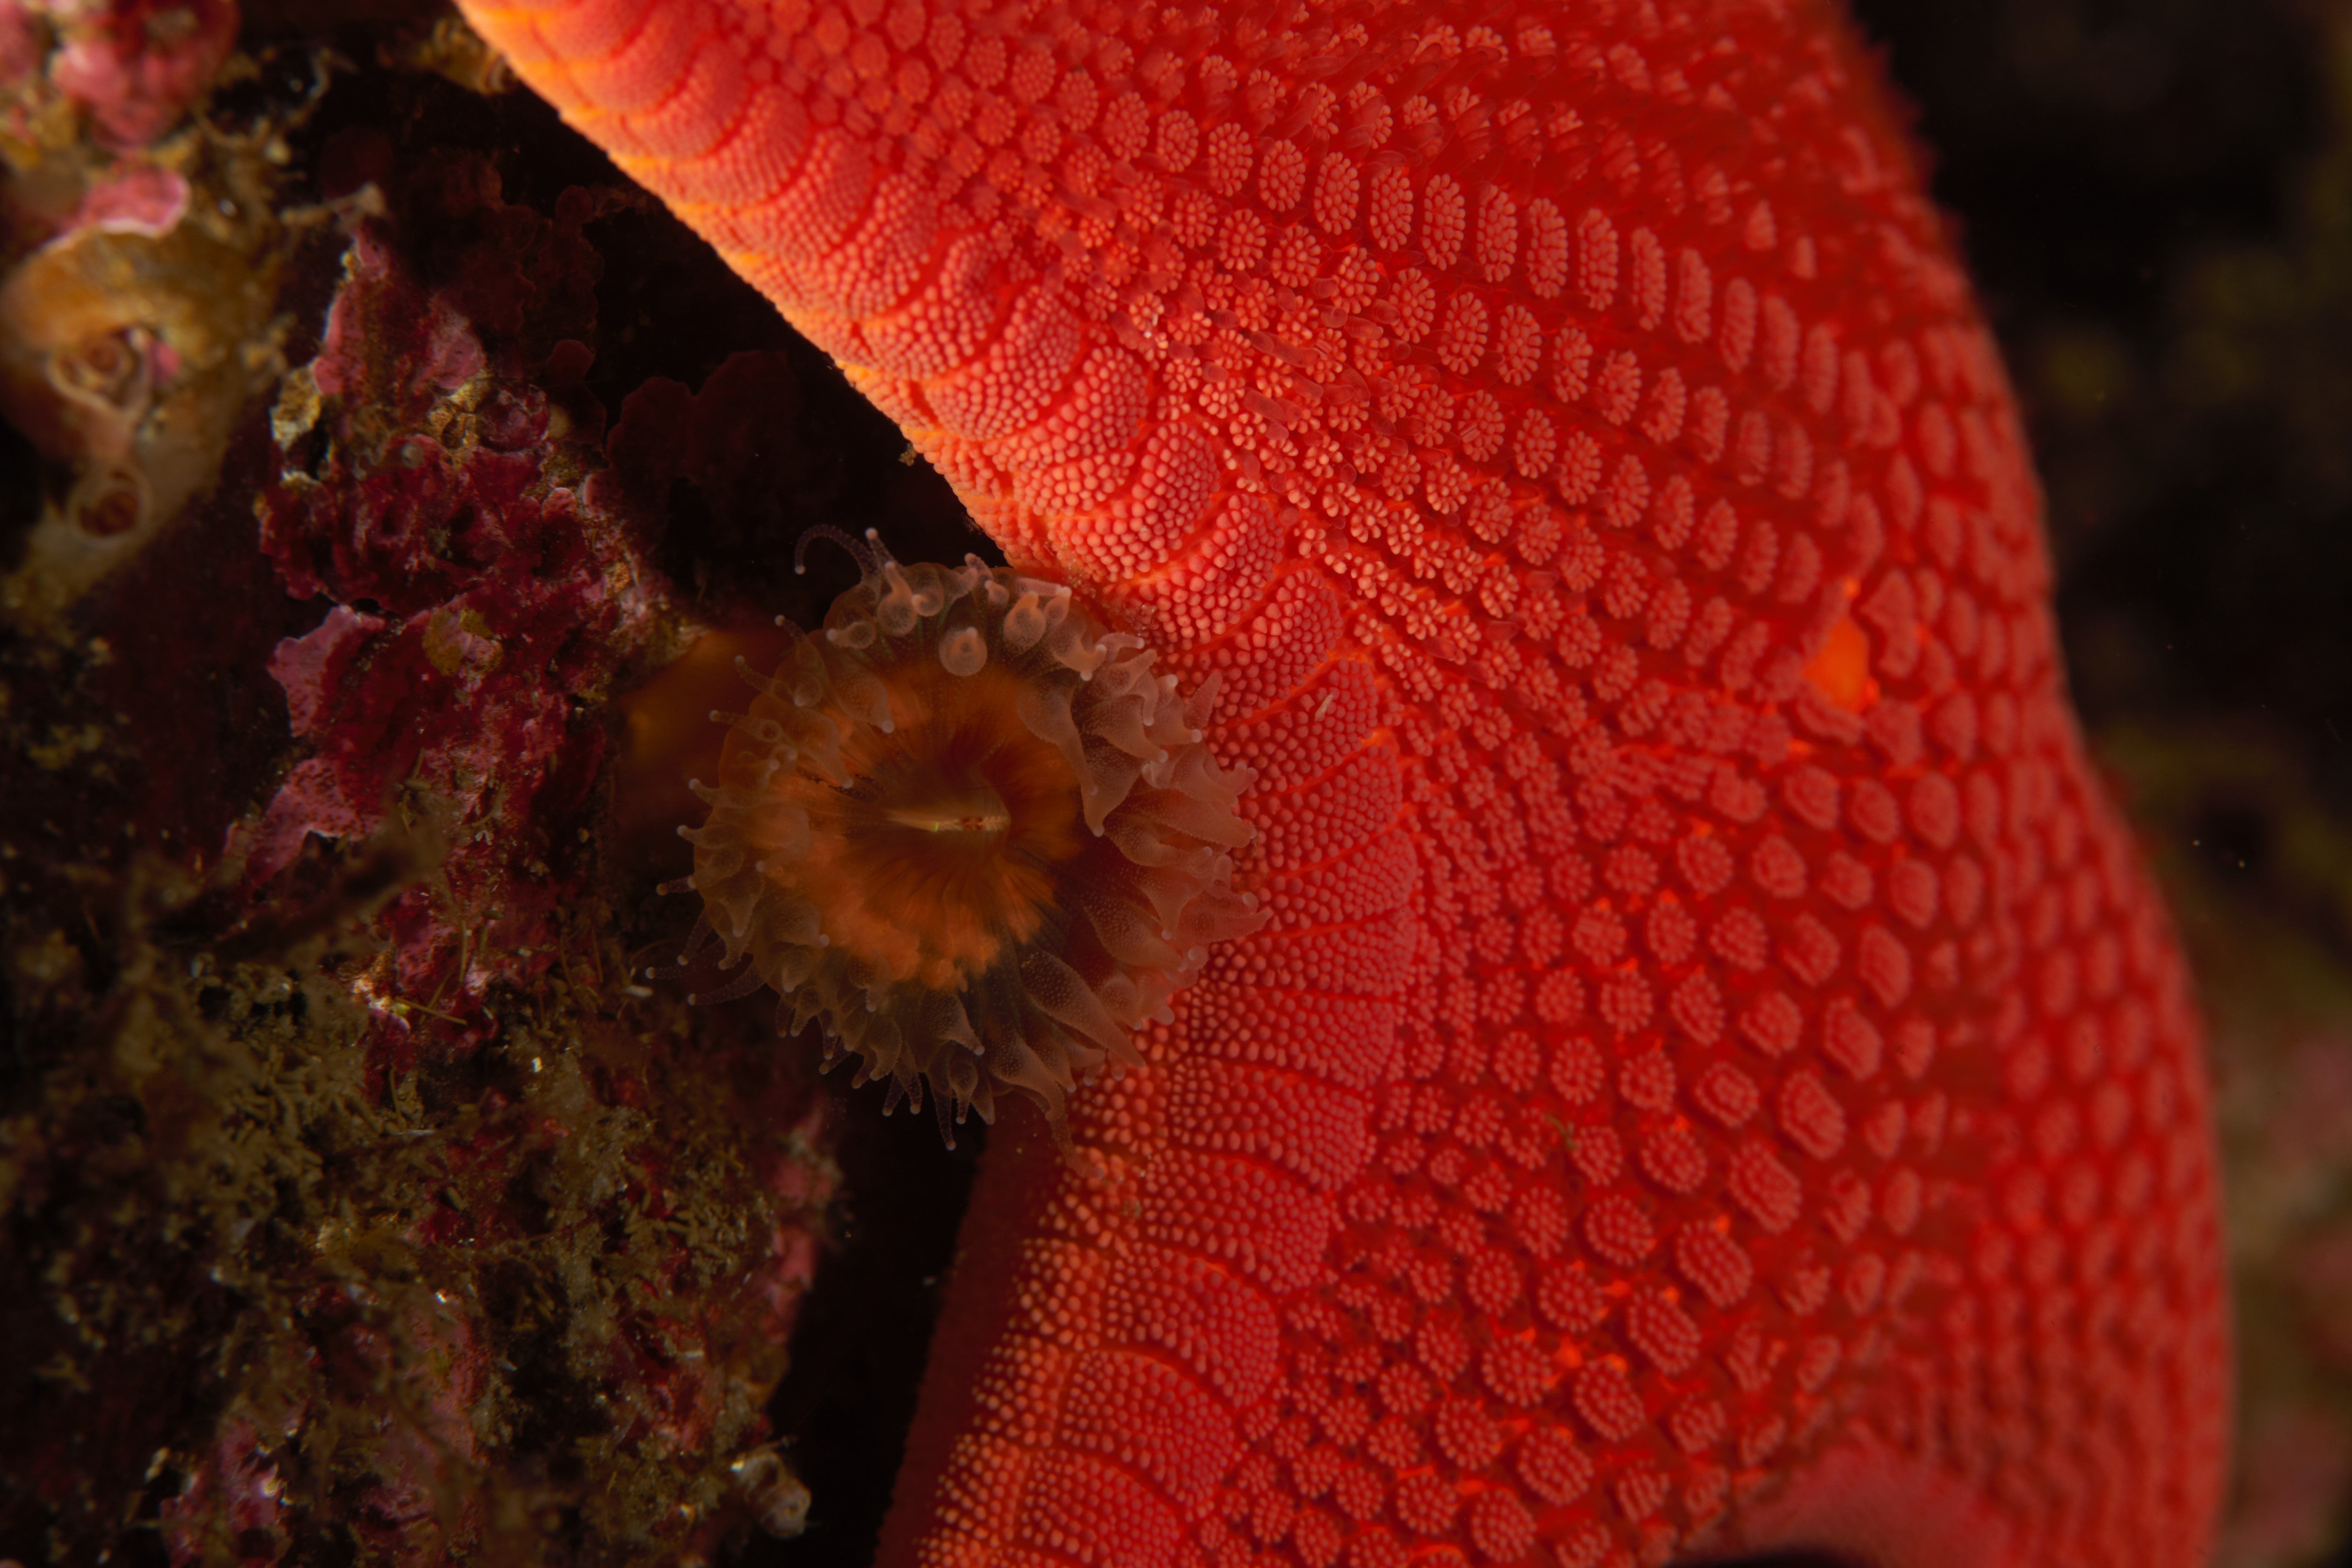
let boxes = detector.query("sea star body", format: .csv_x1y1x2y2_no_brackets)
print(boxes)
450,0,2231,1562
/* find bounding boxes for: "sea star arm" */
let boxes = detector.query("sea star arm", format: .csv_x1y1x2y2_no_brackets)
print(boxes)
449,0,2233,1563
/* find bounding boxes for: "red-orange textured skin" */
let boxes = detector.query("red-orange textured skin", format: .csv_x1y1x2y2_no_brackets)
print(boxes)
450,0,2232,1563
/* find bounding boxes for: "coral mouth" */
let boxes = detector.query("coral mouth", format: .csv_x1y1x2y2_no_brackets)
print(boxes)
674,538,1265,1145
880,790,1012,836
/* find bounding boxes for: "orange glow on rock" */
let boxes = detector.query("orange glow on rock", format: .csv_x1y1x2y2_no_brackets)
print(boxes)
609,622,795,879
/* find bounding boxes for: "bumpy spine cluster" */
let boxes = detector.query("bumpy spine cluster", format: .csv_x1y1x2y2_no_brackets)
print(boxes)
681,542,1264,1138
460,0,2233,1564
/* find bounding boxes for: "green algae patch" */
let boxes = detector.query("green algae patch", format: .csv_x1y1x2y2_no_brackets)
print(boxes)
0,325,836,1560
0,806,836,1567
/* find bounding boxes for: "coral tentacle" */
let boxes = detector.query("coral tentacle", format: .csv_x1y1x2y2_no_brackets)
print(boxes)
453,0,2234,1564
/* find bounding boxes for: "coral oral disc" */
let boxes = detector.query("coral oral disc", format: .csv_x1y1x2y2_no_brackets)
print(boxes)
682,544,1263,1139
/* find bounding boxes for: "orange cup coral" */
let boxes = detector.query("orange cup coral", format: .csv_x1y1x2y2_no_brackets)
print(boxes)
673,534,1265,1143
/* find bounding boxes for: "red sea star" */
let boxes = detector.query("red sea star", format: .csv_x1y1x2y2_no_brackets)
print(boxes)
449,0,2233,1563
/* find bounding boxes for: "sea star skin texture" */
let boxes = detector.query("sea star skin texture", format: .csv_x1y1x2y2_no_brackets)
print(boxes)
450,0,2232,1564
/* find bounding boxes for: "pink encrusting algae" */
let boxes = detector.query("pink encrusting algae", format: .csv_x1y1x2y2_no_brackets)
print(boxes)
472,0,2234,1563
